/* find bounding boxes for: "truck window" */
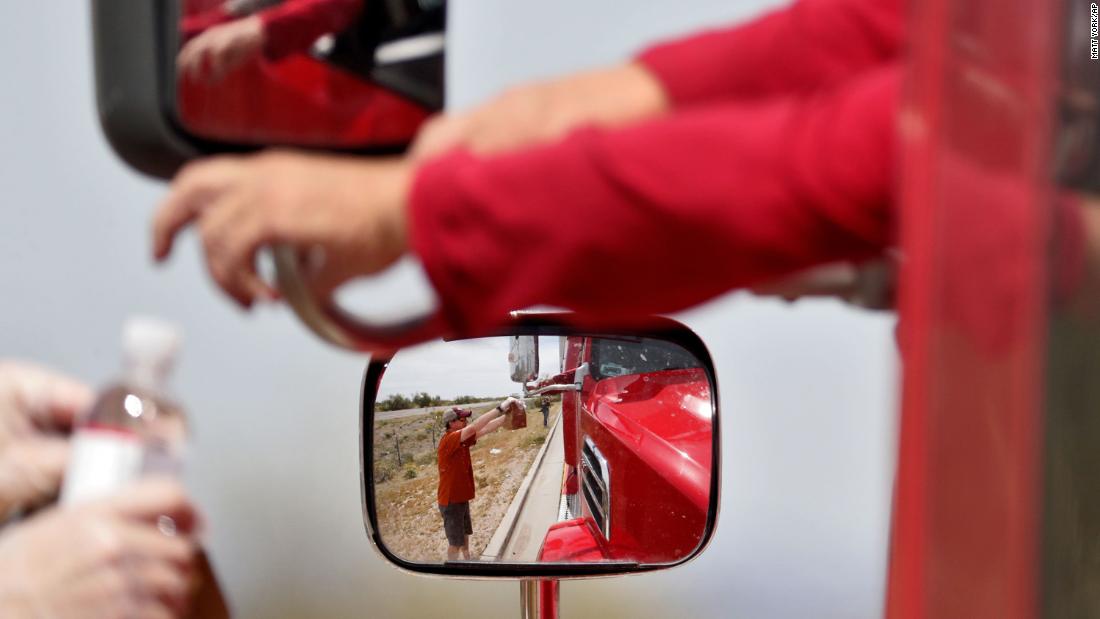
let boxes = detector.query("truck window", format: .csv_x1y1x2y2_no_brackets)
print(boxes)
589,337,701,380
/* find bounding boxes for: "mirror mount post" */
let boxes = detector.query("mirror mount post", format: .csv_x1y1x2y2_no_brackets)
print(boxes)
573,363,590,390
521,364,586,396
522,383,580,397
520,580,559,619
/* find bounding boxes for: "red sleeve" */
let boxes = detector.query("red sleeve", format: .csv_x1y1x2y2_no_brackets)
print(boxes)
181,7,233,41
461,434,477,448
636,0,904,106
409,65,901,336
260,0,363,60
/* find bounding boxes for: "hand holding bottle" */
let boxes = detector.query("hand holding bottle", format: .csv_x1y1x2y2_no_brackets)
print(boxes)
498,397,527,430
0,361,93,519
0,477,199,619
498,397,522,415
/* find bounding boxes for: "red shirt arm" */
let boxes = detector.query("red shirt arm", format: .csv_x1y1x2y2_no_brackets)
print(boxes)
260,0,363,60
636,0,903,107
409,66,900,336
182,7,233,41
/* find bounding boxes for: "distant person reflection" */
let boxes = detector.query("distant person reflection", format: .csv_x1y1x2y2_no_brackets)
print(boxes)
436,400,520,561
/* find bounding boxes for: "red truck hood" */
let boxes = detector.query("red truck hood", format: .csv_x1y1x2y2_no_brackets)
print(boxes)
590,367,713,512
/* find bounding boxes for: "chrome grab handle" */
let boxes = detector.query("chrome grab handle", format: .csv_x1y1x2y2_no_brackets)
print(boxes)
271,245,441,353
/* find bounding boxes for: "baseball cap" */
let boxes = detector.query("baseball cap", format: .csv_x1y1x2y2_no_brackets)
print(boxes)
443,407,472,426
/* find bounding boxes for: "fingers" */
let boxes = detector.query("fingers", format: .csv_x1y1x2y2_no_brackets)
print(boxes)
205,38,234,84
176,18,262,85
177,31,225,84
177,32,223,84
197,192,276,309
6,438,69,507
121,559,193,619
101,478,200,535
152,157,243,262
155,155,279,309
25,373,92,431
0,360,92,432
133,604,178,619
118,521,197,568
155,151,412,310
176,38,204,81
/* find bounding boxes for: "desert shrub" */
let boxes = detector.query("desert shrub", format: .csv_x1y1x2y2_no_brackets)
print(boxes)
375,463,396,483
404,467,418,480
416,452,437,466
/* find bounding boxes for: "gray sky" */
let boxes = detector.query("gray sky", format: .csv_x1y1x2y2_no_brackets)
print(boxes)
0,1,898,617
379,336,563,400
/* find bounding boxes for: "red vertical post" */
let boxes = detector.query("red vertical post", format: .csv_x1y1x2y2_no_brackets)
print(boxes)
887,0,1060,617
539,579,559,618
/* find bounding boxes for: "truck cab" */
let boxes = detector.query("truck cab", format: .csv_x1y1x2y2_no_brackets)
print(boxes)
534,335,712,563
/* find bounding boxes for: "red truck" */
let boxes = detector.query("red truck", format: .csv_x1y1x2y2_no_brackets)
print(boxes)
520,335,714,564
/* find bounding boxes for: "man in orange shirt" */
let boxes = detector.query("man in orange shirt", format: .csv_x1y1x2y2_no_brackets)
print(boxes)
437,398,521,560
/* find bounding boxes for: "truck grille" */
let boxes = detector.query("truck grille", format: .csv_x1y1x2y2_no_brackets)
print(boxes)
558,492,578,521
581,437,611,540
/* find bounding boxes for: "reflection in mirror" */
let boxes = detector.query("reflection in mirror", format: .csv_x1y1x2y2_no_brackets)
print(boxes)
174,0,443,147
370,334,714,567
508,335,538,383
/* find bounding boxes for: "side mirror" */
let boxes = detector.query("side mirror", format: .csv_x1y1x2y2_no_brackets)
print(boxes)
508,336,539,384
92,1,447,353
92,0,445,179
361,313,720,578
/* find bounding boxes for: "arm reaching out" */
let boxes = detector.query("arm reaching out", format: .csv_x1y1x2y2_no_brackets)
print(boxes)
410,0,903,162
459,402,510,442
637,0,903,105
411,66,901,336
152,67,899,332
477,414,509,439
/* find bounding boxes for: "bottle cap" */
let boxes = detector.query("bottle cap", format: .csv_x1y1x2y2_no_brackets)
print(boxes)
122,316,182,377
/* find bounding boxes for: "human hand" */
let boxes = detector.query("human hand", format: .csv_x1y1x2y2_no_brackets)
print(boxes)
152,151,413,309
177,15,265,84
0,361,93,517
499,397,523,415
409,63,669,162
0,477,199,619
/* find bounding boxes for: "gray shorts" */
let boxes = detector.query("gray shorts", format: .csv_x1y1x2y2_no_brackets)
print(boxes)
439,502,472,547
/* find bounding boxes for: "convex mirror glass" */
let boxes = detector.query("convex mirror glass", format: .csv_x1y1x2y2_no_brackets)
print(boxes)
362,322,719,577
174,0,443,148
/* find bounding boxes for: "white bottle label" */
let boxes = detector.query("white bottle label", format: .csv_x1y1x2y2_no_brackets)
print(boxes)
60,428,144,505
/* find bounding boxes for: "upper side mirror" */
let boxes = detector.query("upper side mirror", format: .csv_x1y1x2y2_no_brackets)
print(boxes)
361,314,720,578
92,0,444,179
92,1,447,353
508,335,539,384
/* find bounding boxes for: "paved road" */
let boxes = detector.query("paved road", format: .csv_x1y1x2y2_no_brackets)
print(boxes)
497,414,565,561
375,400,499,421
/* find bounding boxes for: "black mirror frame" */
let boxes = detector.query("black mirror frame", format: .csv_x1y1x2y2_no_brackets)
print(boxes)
91,0,439,181
359,313,722,579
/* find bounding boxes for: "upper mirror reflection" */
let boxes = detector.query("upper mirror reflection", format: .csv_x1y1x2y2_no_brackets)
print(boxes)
175,0,443,147
371,334,714,566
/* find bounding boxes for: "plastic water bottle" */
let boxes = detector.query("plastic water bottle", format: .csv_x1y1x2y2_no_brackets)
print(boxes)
60,317,186,505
